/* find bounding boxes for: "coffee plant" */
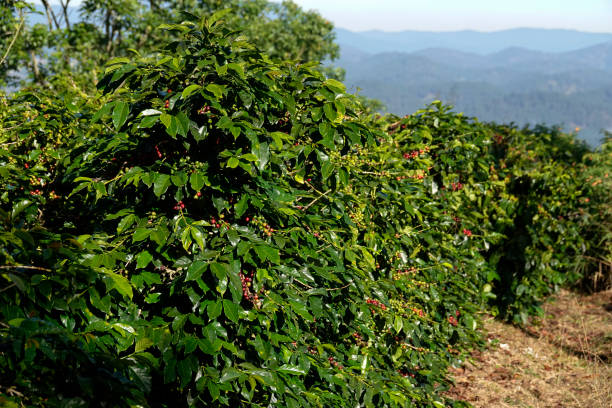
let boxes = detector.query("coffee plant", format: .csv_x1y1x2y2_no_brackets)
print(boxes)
0,13,609,408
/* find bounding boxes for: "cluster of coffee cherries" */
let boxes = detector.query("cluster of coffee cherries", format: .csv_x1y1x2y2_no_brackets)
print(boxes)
163,89,172,109
173,201,185,211
327,356,344,371
462,228,473,237
366,298,387,312
411,307,425,318
352,332,364,343
351,331,368,347
395,170,427,181
392,266,417,281
348,209,365,226
29,189,43,196
197,105,211,115
246,215,275,237
493,133,504,144
389,298,426,318
154,145,163,159
447,310,460,326
397,368,420,378
239,271,256,300
276,113,290,126
402,146,430,160
209,216,229,231
450,181,464,191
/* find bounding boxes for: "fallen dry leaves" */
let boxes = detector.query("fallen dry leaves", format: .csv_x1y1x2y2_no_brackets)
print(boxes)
446,289,612,407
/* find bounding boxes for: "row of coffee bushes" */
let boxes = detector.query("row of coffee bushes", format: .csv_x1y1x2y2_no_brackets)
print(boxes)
0,16,607,407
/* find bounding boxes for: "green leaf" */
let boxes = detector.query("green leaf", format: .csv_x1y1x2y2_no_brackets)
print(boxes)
112,101,129,130
136,250,153,269
277,364,307,376
234,195,248,217
207,300,223,320
177,359,192,387
181,227,192,252
103,271,133,299
393,315,403,333
319,122,333,139
240,153,258,162
117,214,136,234
135,337,154,353
254,245,280,264
226,229,239,246
160,114,178,137
176,112,190,137
132,228,151,242
223,299,239,323
323,102,337,122
210,262,228,280
254,142,270,171
171,171,188,187
227,62,245,78
191,227,206,251
324,78,346,93
139,109,161,117
219,367,243,383
270,132,284,150
227,157,239,168
160,112,171,128
154,174,171,197
182,84,201,98
186,261,207,281
190,172,206,191
11,199,32,220
321,161,334,181
208,8,233,26
206,84,226,99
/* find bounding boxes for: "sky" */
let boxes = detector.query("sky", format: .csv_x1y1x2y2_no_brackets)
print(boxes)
287,0,612,33
45,0,612,33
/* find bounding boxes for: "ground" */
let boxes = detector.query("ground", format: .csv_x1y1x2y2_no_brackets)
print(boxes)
446,289,612,407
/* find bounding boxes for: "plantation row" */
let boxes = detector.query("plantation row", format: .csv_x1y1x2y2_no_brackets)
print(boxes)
1,16,610,407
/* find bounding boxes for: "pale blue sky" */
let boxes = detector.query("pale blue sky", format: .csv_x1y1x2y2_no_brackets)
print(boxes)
288,0,612,32
46,0,612,33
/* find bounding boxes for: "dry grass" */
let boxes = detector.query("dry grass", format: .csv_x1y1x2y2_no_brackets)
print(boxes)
446,289,612,407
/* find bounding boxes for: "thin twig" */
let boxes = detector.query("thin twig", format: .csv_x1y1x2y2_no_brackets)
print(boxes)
0,283,16,294
0,9,25,68
325,282,351,291
0,265,53,273
582,255,612,267
303,189,331,211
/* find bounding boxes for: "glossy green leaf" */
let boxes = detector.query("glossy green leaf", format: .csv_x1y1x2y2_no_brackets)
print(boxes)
112,101,129,130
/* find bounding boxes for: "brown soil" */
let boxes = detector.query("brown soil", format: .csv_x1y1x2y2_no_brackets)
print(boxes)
446,289,612,407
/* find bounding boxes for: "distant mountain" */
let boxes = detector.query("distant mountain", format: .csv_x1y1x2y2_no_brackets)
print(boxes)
335,27,612,55
335,38,612,146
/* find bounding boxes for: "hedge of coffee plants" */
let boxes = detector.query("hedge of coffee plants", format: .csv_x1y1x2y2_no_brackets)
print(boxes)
1,15,610,407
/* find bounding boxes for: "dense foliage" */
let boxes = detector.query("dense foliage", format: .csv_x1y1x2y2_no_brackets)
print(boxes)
1,7,610,408
1,0,341,89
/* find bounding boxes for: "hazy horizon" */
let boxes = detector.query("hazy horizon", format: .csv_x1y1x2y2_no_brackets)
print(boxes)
335,26,612,35
290,0,612,33
44,0,612,33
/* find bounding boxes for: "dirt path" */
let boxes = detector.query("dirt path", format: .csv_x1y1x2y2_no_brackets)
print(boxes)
446,290,612,407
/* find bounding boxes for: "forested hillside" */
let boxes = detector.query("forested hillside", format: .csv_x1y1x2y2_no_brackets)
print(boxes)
1,1,610,407
335,30,612,146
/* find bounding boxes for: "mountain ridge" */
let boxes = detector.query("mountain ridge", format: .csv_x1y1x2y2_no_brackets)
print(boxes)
335,27,612,55
335,37,612,146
